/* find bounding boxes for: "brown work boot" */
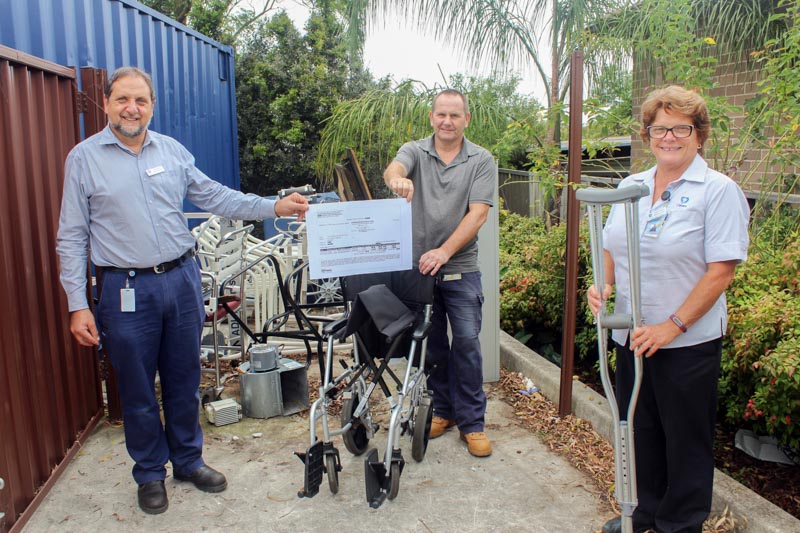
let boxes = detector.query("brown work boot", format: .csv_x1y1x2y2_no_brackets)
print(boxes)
460,431,492,457
429,416,456,439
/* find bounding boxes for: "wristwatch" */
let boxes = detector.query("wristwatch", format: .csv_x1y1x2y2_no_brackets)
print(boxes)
669,313,687,333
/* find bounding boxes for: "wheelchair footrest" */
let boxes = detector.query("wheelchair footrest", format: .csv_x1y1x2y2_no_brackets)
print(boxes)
295,440,325,498
364,448,405,509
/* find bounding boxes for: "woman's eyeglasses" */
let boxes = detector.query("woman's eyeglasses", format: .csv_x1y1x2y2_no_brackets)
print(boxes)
646,124,695,139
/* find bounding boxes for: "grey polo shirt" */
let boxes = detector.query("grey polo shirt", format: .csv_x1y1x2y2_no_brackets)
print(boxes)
393,135,496,274
56,126,276,311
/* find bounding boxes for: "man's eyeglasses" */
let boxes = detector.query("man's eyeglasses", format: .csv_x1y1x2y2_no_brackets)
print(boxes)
646,124,695,139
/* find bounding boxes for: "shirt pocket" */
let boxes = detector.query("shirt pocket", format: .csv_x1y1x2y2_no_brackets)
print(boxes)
148,168,186,208
660,204,705,246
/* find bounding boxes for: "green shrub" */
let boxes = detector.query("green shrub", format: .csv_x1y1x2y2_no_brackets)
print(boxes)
721,229,800,449
498,207,597,365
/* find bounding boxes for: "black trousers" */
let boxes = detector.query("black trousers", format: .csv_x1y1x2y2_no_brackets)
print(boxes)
615,338,722,533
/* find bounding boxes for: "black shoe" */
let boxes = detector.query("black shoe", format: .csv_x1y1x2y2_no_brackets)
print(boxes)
137,480,168,514
174,464,227,493
602,516,656,533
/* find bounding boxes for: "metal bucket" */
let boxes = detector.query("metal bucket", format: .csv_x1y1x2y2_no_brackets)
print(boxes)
248,344,279,372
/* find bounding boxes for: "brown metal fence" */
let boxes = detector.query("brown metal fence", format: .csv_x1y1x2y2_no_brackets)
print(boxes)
0,45,105,532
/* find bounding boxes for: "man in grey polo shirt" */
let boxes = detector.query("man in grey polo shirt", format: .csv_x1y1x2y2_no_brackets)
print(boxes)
383,89,496,457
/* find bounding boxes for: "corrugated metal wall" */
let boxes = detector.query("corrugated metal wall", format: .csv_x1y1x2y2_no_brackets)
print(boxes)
0,45,105,532
0,0,240,194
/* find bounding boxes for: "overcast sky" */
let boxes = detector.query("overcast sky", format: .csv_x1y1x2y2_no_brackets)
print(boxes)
275,0,546,102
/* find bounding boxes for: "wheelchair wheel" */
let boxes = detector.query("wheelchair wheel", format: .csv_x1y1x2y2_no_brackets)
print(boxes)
341,394,370,455
411,398,433,462
387,462,401,500
326,454,339,494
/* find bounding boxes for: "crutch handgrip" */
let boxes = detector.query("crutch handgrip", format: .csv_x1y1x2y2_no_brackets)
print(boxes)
576,184,649,204
599,313,632,330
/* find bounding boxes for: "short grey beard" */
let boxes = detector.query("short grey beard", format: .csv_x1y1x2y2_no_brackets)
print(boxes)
111,118,150,138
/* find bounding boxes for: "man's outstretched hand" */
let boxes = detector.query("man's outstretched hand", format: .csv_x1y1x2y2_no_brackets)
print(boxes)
275,192,310,221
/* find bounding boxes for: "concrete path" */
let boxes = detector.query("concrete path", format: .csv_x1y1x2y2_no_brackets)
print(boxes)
24,380,611,532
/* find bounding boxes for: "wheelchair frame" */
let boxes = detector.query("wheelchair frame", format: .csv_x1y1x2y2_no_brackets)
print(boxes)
296,271,436,508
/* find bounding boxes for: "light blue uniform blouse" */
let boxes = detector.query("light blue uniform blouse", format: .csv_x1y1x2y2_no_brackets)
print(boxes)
603,155,750,348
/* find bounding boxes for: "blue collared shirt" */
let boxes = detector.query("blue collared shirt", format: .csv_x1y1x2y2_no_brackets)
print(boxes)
56,126,276,311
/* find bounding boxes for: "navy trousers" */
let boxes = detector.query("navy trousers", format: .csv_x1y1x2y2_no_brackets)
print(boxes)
426,271,486,433
615,338,722,533
98,258,206,485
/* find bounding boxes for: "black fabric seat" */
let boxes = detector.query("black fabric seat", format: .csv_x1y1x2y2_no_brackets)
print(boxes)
338,270,436,361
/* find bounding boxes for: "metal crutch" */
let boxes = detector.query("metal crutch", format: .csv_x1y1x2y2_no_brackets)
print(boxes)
576,184,649,533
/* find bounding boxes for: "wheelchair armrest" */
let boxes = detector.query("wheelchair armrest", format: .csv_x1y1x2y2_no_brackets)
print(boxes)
412,321,431,342
323,316,348,337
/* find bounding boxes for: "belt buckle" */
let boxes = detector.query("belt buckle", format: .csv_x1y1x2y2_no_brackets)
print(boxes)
153,264,166,274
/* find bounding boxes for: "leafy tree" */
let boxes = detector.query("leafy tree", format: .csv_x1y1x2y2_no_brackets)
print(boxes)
236,3,376,198
140,0,280,45
595,0,790,165
598,0,786,65
583,66,634,139
140,0,192,24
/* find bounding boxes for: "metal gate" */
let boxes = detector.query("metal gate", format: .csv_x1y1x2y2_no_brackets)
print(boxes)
0,45,105,532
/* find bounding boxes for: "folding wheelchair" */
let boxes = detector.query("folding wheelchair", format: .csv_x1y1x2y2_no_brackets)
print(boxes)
295,269,437,508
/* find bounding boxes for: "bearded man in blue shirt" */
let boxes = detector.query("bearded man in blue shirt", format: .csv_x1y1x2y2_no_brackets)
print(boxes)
56,66,308,515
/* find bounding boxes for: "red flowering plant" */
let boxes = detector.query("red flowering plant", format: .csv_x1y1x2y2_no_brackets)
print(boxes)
720,230,800,452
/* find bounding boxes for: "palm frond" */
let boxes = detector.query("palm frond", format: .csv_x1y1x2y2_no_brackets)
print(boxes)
315,80,514,187
597,0,786,63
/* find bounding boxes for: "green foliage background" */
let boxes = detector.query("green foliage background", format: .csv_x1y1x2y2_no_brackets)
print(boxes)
498,206,596,366
721,226,800,450
235,5,376,198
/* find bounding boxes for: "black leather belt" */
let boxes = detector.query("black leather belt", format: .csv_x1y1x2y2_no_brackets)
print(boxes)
108,248,196,275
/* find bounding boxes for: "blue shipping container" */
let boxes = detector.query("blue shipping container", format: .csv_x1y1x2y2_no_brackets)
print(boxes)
0,0,240,193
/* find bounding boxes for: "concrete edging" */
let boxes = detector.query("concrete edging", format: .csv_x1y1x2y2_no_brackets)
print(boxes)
499,330,800,533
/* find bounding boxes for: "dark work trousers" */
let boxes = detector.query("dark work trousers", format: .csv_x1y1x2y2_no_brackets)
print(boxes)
426,271,486,433
97,258,206,485
615,337,722,533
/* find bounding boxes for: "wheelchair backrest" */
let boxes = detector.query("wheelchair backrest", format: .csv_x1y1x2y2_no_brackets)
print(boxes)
341,269,435,310
340,269,435,361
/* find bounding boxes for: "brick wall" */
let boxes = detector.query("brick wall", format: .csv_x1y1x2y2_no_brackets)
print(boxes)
631,50,794,196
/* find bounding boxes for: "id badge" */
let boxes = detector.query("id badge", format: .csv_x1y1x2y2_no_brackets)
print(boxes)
644,206,668,238
120,288,136,312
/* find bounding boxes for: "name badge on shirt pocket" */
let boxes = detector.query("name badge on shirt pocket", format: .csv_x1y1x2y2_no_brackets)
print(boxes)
146,165,165,177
